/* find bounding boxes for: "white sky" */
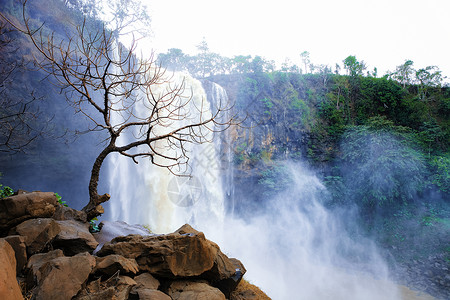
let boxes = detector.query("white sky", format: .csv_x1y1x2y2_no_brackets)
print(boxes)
143,0,450,79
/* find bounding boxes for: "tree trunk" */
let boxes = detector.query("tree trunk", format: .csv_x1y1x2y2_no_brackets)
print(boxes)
82,146,113,220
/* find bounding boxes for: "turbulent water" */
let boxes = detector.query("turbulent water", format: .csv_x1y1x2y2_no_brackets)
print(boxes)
106,74,433,299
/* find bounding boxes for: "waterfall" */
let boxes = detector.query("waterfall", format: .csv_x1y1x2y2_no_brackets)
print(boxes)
105,73,405,299
106,72,226,233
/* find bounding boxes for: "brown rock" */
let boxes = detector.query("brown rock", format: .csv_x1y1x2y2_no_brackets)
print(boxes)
176,223,201,235
92,220,154,253
0,239,23,300
230,279,271,300
97,223,245,290
52,220,98,255
74,276,136,300
168,280,226,300
13,218,60,255
34,252,96,300
52,205,87,223
133,272,160,290
129,272,161,298
4,235,27,274
0,192,57,236
97,232,216,277
26,249,65,285
210,257,246,298
137,289,172,300
94,254,139,276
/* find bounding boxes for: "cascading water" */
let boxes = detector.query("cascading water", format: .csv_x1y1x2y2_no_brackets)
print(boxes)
105,74,421,299
106,72,226,233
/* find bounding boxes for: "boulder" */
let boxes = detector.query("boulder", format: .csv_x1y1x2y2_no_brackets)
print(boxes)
97,232,215,277
168,280,226,300
0,239,23,300
74,275,136,300
26,249,65,286
52,205,87,223
92,220,152,253
0,192,58,236
97,224,246,290
94,254,139,276
133,272,160,290
34,252,96,300
13,218,60,255
129,272,161,298
211,257,246,298
136,289,172,300
52,220,98,255
230,279,271,300
4,235,27,274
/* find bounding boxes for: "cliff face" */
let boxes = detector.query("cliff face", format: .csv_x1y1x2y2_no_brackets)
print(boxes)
0,191,270,300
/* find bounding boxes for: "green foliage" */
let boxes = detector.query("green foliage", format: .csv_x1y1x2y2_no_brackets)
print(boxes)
54,192,68,207
89,218,100,233
141,224,153,234
343,55,366,76
339,117,426,211
429,155,450,193
370,201,450,263
258,164,293,197
260,97,273,115
0,184,14,198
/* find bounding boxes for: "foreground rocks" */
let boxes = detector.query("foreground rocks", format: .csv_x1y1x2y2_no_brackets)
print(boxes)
0,191,269,299
0,239,23,300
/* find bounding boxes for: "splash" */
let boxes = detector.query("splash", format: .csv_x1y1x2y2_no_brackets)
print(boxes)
203,162,402,299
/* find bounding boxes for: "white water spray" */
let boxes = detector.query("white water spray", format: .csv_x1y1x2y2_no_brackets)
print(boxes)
106,75,416,299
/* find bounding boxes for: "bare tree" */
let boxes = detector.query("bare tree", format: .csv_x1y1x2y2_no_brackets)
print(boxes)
1,1,234,220
0,19,46,153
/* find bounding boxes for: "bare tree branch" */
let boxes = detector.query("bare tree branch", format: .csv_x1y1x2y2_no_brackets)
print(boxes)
1,0,238,219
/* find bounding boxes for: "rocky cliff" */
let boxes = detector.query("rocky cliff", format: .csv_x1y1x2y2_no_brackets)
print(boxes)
0,191,270,300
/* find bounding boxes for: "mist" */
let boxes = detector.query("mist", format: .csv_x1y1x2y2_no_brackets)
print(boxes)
203,162,401,299
102,75,408,299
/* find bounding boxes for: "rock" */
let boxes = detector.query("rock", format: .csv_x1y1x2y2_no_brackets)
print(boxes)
97,223,246,291
137,289,172,300
73,278,114,300
0,239,23,300
129,272,161,298
133,272,160,290
34,252,96,300
94,254,139,276
26,249,64,286
52,220,98,255
168,280,226,300
97,233,215,277
92,220,152,253
0,192,57,236
212,258,246,298
74,275,136,300
176,223,201,235
4,235,27,274
114,276,137,300
230,279,271,300
13,218,60,255
52,205,87,223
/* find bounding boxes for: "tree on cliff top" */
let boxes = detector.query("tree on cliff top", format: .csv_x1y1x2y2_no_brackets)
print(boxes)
1,0,235,220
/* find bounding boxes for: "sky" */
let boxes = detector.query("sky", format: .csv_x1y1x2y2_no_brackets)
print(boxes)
143,0,450,79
